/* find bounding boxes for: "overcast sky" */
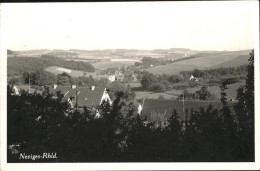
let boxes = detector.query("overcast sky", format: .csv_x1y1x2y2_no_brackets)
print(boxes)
3,1,258,51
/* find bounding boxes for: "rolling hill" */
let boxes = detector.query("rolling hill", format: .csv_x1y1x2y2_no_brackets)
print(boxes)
146,50,251,75
212,55,250,68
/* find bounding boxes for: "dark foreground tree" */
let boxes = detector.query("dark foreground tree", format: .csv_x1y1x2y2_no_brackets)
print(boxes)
234,49,254,161
219,81,237,161
7,85,69,162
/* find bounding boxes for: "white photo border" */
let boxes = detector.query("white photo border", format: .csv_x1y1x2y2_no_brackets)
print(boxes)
0,1,259,170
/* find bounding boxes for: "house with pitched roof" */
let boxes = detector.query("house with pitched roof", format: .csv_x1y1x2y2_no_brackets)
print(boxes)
138,99,224,127
47,85,111,113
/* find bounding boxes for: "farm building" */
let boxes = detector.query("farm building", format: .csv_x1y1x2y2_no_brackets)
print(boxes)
138,99,232,127
115,70,125,81
131,74,138,82
189,75,199,82
47,85,112,115
107,74,116,82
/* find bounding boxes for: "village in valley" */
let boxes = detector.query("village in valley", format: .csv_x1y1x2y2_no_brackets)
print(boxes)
8,48,251,127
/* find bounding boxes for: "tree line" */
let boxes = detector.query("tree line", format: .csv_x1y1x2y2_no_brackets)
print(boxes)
135,57,173,67
7,50,254,162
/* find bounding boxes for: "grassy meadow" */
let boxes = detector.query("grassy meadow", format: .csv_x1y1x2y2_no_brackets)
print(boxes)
44,66,104,78
146,50,251,75
212,55,250,68
133,81,245,101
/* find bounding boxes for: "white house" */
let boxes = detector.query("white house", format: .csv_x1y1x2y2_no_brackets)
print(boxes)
107,75,116,82
48,85,112,110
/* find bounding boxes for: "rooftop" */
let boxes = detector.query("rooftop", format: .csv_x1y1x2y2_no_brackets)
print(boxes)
48,86,106,108
141,99,224,122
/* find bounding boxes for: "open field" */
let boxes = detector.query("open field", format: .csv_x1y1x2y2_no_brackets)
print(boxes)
44,66,106,79
147,64,202,75
146,50,251,75
45,66,84,77
212,55,249,68
92,60,137,70
133,81,245,101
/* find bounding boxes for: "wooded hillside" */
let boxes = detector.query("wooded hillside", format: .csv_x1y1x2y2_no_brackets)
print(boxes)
8,56,95,77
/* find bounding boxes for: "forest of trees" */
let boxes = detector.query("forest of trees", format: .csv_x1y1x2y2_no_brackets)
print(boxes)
7,50,254,162
7,56,95,77
180,65,247,81
22,69,57,86
141,71,183,92
177,86,216,101
137,57,172,67
140,64,248,92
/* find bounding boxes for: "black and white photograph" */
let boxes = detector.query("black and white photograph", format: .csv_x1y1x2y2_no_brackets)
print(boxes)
0,1,259,170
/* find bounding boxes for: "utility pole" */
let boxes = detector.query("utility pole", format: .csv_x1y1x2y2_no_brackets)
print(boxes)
29,78,30,93
183,91,186,129
75,89,78,113
182,91,185,114
29,77,31,114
